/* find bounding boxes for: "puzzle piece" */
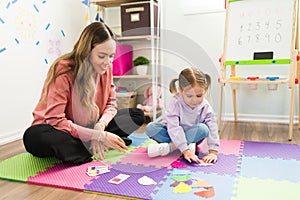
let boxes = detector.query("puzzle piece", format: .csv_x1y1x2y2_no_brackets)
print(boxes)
194,188,215,198
192,179,213,188
173,182,192,193
171,160,187,168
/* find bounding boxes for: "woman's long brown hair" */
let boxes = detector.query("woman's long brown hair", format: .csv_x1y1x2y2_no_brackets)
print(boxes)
42,22,115,121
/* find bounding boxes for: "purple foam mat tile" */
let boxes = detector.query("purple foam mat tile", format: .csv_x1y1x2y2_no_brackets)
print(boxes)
84,167,169,200
240,155,300,182
111,162,163,174
151,170,235,200
243,141,300,160
178,154,239,176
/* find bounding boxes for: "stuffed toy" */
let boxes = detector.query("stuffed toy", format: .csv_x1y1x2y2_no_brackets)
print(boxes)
137,85,163,112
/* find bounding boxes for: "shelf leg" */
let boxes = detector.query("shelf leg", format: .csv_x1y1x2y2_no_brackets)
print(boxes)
232,89,237,122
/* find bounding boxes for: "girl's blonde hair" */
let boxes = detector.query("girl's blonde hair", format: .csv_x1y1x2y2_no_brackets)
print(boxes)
169,67,211,95
42,22,115,121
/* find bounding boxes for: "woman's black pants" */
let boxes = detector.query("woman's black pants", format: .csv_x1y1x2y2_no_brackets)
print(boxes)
23,108,145,165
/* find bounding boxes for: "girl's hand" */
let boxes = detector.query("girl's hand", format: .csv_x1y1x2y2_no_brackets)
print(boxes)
102,132,128,152
183,149,201,163
90,139,108,160
202,152,218,163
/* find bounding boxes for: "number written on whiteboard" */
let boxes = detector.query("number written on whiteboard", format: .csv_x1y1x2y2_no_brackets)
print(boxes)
237,19,282,46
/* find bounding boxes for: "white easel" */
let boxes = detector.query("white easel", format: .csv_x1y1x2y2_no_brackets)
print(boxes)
218,0,299,141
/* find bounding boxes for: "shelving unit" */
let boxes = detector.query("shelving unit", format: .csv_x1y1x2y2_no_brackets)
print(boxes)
89,0,162,121
90,0,141,8
117,35,159,41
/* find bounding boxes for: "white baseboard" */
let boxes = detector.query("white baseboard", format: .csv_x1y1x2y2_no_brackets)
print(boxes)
0,129,24,146
220,113,299,124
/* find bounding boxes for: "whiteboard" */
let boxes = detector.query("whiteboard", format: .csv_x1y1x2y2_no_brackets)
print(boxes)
225,0,296,64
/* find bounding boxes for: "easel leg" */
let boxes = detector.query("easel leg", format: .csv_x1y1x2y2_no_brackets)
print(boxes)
289,85,295,141
230,66,237,122
299,82,300,129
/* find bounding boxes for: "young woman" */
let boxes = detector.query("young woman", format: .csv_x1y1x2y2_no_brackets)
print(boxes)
23,22,144,165
146,67,219,164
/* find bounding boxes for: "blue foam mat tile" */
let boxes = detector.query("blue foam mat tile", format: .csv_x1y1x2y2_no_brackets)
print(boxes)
150,169,235,200
128,132,149,147
240,155,300,182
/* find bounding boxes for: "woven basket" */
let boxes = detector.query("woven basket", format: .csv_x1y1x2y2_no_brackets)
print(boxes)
116,92,137,109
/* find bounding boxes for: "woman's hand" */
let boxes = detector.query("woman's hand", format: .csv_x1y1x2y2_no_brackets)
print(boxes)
90,139,108,160
102,131,128,152
202,151,218,163
183,149,201,163
94,121,106,131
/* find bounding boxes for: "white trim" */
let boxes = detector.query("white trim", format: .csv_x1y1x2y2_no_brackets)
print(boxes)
184,9,226,16
0,129,24,146
182,0,226,16
220,113,299,124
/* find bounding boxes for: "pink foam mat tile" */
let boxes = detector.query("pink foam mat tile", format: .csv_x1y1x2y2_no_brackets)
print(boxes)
118,147,181,168
218,140,242,156
27,160,106,191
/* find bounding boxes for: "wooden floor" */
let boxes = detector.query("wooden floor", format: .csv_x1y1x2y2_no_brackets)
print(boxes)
1,121,300,200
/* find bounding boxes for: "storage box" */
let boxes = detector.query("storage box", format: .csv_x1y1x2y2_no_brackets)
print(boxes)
121,1,158,36
116,92,137,109
112,44,133,76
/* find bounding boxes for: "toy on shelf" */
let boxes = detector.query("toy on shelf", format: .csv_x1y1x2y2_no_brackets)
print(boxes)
137,85,163,112
229,76,241,90
247,76,259,90
266,76,280,91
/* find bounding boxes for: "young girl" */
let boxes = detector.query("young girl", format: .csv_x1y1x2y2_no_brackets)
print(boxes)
146,67,219,163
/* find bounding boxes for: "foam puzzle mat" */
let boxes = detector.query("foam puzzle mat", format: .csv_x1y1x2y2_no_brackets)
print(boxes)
1,133,300,200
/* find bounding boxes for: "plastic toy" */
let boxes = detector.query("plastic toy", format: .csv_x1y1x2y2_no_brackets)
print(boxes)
137,85,163,112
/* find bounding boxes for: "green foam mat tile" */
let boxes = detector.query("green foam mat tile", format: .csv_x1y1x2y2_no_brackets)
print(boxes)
0,153,60,182
141,138,157,148
102,145,136,163
232,177,300,200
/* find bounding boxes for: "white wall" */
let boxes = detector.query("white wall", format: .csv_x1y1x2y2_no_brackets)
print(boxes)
161,0,298,123
1,0,298,145
0,0,88,145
